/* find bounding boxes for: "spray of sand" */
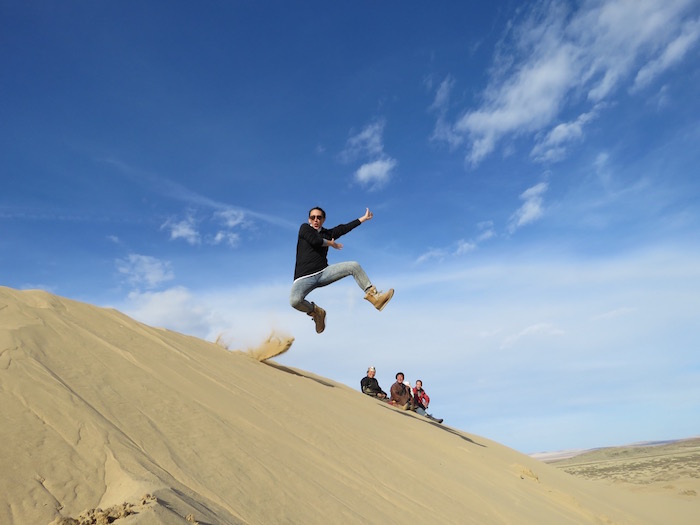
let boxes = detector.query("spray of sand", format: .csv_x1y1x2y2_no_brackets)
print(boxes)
223,330,295,362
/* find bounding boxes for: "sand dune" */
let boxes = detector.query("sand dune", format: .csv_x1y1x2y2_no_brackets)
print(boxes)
1,287,697,524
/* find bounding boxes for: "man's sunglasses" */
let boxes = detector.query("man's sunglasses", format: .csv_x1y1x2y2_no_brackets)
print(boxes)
309,215,324,220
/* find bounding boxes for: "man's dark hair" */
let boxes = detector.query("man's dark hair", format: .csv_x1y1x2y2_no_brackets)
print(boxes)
396,372,404,379
308,206,326,218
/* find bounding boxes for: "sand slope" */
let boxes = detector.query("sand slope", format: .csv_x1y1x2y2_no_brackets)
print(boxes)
1,287,697,524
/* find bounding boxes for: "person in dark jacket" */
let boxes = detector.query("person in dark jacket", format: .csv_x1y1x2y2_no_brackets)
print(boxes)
360,366,387,399
389,372,413,410
290,206,394,333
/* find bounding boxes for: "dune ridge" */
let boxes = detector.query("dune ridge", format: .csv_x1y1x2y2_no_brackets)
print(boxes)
1,287,697,524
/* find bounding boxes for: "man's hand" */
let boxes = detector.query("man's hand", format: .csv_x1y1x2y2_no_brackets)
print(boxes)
359,208,374,223
328,238,343,250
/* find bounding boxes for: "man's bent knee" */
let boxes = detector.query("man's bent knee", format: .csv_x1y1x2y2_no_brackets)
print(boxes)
290,295,312,313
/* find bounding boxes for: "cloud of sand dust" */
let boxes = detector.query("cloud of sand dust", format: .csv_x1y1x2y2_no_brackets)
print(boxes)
233,330,295,362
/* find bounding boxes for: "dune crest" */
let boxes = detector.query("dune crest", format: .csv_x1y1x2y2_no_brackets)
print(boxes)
1,287,697,525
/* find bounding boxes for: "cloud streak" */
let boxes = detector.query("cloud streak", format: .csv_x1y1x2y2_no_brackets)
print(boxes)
432,0,700,165
102,157,296,229
508,181,549,233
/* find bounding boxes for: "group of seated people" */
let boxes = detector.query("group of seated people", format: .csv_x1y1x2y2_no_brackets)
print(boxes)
360,366,443,424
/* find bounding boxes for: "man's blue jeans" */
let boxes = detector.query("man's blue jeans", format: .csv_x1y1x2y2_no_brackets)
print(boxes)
290,261,371,313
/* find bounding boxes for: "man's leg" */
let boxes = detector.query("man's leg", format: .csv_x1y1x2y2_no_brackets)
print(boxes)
318,262,394,311
290,276,326,333
290,276,319,313
316,261,372,291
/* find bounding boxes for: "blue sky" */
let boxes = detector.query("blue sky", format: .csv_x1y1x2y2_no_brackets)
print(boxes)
2,0,700,454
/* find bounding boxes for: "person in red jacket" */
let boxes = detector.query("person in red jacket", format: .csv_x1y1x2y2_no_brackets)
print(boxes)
290,206,394,334
413,379,443,423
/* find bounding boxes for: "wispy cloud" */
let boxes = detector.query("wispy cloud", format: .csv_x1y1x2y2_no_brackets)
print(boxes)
415,248,449,265
431,0,700,165
210,209,246,247
592,307,637,321
429,76,463,149
102,157,295,229
508,182,549,233
161,208,251,247
340,119,398,190
162,214,201,245
416,220,496,264
341,120,386,160
632,17,700,91
101,159,293,249
116,254,174,290
531,108,599,162
122,286,214,336
500,322,566,349
476,221,496,242
211,231,240,247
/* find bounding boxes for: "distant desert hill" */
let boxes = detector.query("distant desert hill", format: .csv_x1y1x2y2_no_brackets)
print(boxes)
1,287,698,524
548,437,700,499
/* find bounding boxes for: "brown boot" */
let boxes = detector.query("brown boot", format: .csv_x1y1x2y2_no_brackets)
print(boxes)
307,303,326,333
364,286,394,311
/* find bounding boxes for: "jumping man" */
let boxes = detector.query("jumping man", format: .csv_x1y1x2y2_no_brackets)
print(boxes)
290,206,394,333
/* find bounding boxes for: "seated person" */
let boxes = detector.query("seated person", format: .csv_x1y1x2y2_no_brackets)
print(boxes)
389,372,413,410
413,379,443,423
360,366,387,399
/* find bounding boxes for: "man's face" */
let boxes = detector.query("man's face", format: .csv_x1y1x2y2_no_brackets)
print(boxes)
415,380,422,389
396,374,404,383
309,209,325,230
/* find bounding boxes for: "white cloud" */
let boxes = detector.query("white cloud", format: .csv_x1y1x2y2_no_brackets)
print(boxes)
431,117,464,150
211,231,240,247
455,240,477,255
116,254,174,290
341,119,398,190
162,215,200,245
416,221,496,264
434,0,700,165
341,120,387,161
476,221,496,242
215,208,246,229
354,158,397,189
160,208,251,248
122,286,213,336
531,109,598,162
633,17,700,91
209,208,247,246
429,76,463,149
593,151,614,188
415,248,448,264
430,75,455,112
508,181,549,233
500,322,566,349
456,44,576,164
